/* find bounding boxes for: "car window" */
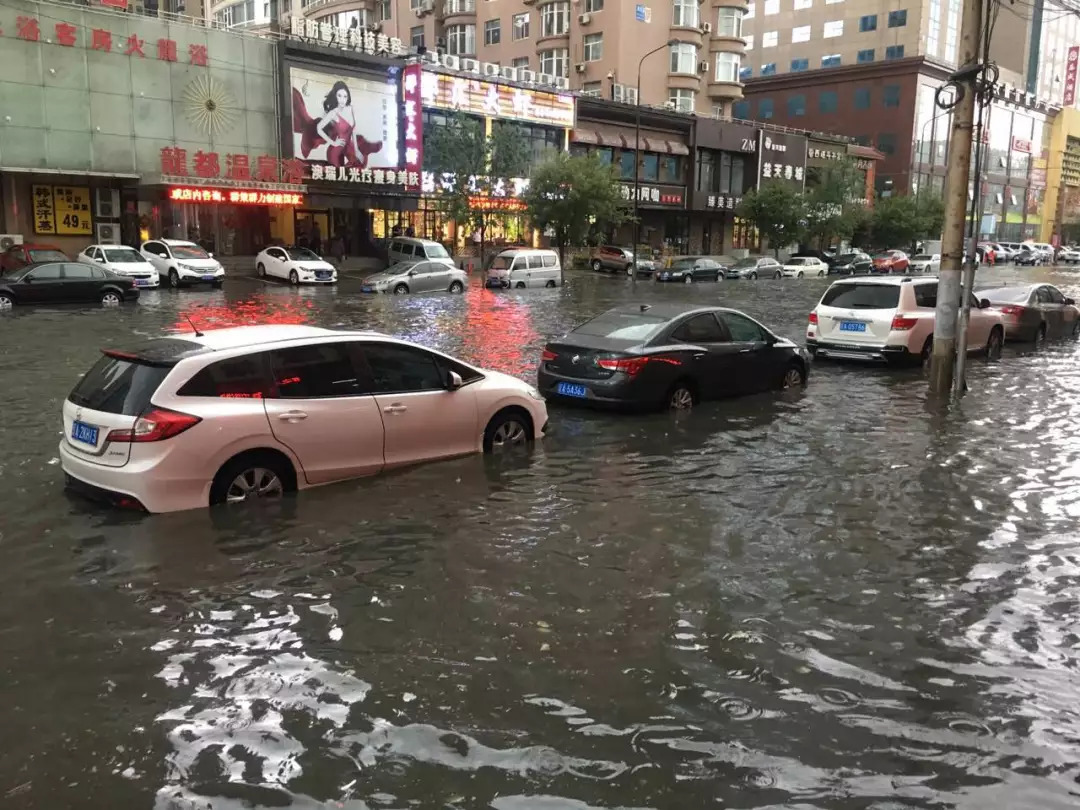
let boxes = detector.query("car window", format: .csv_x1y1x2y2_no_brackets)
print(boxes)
27,264,63,281
177,354,273,399
527,255,545,270
968,292,982,310
362,343,445,394
411,262,433,274
487,255,512,270
542,254,557,268
144,242,165,256
1036,287,1052,304
721,312,767,342
914,284,937,308
672,313,726,343
397,242,414,257
69,356,172,415
700,259,719,269
425,243,451,259
63,263,93,280
1045,286,1066,304
821,283,901,309
270,344,361,399
90,266,107,279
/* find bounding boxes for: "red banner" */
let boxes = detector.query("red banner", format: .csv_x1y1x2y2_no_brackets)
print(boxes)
1065,45,1079,107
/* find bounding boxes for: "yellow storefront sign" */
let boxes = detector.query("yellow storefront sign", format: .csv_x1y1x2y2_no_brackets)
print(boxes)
32,185,92,236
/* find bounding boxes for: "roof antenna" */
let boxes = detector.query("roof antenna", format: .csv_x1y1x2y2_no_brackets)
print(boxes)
184,314,204,338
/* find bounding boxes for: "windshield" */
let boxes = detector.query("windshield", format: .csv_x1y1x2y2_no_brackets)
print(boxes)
486,256,512,271
873,253,894,260
170,244,210,259
424,243,451,259
28,249,67,263
821,283,901,309
787,258,809,265
979,286,1031,303
286,248,321,261
835,254,860,263
670,258,696,269
732,257,758,268
385,262,417,275
572,312,669,342
104,248,145,264
911,254,935,261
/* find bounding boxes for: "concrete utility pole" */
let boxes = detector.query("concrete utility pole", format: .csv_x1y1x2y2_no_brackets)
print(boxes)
928,0,984,394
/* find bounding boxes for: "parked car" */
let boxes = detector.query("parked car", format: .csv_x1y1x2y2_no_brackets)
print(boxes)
1056,246,1080,264
806,276,1004,365
590,245,639,274
654,256,725,283
978,283,1080,342
256,246,337,284
907,253,941,274
484,248,561,288
59,325,548,513
725,255,782,279
1,243,69,274
386,237,455,269
1014,244,1044,266
77,245,160,288
997,242,1022,261
140,239,225,288
0,261,139,310
537,303,809,411
829,251,873,275
363,260,468,294
781,256,829,278
871,250,910,274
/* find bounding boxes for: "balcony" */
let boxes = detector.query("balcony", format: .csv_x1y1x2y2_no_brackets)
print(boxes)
706,79,743,102
440,0,476,24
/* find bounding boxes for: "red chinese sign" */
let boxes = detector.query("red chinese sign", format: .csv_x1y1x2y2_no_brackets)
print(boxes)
1011,137,1033,154
1065,46,1079,107
169,187,305,206
5,15,209,65
402,63,424,192
160,148,303,186
469,196,527,212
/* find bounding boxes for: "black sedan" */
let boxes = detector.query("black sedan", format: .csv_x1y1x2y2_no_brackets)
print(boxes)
0,261,139,310
654,256,726,283
828,251,873,275
537,303,809,411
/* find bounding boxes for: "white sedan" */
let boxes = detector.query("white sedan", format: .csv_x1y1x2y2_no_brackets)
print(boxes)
77,245,160,288
256,246,337,284
908,253,941,273
781,256,829,278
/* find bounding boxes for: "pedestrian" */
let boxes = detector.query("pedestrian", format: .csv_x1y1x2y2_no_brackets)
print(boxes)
987,246,996,266
311,222,322,256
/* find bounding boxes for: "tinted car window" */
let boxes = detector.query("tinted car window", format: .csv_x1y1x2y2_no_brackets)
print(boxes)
63,263,93,280
363,344,444,393
104,248,144,263
672,313,725,342
573,312,669,341
398,243,414,257
1036,287,1052,304
542,254,557,268
270,344,360,399
914,285,937,308
979,286,1030,304
1045,286,1066,304
178,354,272,398
144,242,165,256
27,264,63,280
721,312,767,342
69,356,171,415
821,283,900,309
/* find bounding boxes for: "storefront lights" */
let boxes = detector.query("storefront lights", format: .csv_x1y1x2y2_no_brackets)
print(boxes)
168,187,304,206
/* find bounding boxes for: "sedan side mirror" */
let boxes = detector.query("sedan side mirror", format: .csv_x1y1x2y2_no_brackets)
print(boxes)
1067,297,1076,305
208,252,214,258
979,298,991,309
445,370,463,391
95,257,105,263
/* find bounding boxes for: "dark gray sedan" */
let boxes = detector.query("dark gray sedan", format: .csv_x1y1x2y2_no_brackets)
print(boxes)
654,256,726,283
979,283,1080,342
725,256,782,279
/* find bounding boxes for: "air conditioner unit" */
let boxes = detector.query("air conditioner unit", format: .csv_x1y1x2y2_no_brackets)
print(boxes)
419,0,434,13
500,65,520,81
95,188,120,219
698,60,709,73
575,62,586,73
626,87,638,104
538,72,555,86
665,101,676,110
612,83,625,102
0,234,23,250
554,76,570,89
702,22,712,34
95,222,119,245
579,13,591,24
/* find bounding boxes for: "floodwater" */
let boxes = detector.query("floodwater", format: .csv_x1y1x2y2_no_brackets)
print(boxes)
2,265,1080,809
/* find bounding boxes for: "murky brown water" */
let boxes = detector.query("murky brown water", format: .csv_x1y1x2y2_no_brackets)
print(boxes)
2,266,1080,809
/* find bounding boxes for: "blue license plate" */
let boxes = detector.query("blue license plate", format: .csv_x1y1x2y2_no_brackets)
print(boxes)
362,285,375,293
660,273,669,280
556,382,588,398
135,280,150,286
839,321,866,333
316,271,331,278
71,420,98,446
202,275,216,281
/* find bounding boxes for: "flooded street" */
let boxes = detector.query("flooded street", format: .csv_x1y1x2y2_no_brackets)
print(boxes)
2,266,1080,809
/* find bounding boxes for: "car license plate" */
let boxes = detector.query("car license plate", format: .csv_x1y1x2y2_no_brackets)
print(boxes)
839,321,866,333
556,382,588,398
660,273,669,280
316,271,331,279
71,420,98,446
135,279,149,287
202,275,216,281
362,285,375,293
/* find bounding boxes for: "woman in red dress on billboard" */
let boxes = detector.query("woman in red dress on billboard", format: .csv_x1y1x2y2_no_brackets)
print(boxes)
292,81,383,169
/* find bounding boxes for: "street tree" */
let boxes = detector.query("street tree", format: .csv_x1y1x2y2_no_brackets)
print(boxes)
523,151,630,279
870,194,945,249
735,182,807,256
423,114,532,258
803,161,871,249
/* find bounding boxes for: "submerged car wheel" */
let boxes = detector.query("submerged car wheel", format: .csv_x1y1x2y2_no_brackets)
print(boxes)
393,283,409,295
168,269,180,288
985,326,1004,360
449,280,465,293
591,259,603,272
101,290,122,306
210,452,296,507
1034,323,1047,347
749,272,758,280
683,275,693,284
667,381,695,411
0,292,14,310
546,280,557,288
483,409,532,453
257,263,266,278
781,363,806,389
289,270,299,286
797,271,804,279
774,270,783,279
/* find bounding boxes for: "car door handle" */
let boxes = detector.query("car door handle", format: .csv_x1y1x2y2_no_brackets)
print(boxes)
693,352,706,359
277,410,308,421
383,403,408,414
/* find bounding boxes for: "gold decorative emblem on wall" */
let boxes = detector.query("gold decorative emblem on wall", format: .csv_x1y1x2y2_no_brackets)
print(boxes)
183,74,238,137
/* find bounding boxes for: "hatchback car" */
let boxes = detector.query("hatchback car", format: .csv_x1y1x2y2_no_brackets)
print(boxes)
537,303,809,411
806,276,1005,365
978,283,1080,342
0,261,138,310
781,256,829,278
871,250,909,274
78,245,160,288
141,239,225,288
362,261,468,294
0,243,69,274
654,256,725,283
725,256,782,279
829,251,873,275
589,245,634,273
59,325,548,513
1056,246,1080,264
256,246,337,284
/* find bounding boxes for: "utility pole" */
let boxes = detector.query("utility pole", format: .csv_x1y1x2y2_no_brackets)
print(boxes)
928,0,984,393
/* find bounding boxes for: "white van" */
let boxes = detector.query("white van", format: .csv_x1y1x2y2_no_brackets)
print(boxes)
386,237,456,269
485,249,561,289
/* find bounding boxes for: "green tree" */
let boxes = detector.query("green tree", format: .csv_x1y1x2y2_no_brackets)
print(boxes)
523,152,630,279
735,182,807,256
803,161,871,249
423,113,532,258
870,194,945,249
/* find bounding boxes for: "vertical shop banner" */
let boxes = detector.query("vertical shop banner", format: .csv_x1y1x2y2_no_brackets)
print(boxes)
53,186,92,235
402,63,423,192
1065,46,1079,107
32,185,56,235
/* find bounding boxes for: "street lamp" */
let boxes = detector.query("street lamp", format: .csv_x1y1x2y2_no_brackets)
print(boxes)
631,38,682,289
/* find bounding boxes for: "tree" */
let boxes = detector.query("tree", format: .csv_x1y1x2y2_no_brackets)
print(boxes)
870,194,945,249
423,113,532,258
523,152,630,278
735,182,806,256
803,161,871,249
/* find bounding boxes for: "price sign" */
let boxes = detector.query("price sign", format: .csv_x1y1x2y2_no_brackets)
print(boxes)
53,186,92,235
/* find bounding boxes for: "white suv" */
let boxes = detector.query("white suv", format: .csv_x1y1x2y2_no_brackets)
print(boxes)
806,276,1005,365
59,325,548,513
141,239,225,288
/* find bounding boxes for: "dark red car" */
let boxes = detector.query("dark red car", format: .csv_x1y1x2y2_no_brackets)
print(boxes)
871,250,910,274
0,243,70,274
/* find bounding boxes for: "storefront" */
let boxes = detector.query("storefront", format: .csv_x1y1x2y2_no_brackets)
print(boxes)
805,138,880,205
690,119,760,254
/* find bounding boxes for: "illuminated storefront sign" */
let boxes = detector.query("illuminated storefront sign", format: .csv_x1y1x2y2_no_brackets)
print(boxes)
161,148,304,185
168,187,304,206
469,196,527,212
422,172,530,197
402,63,424,190
705,194,743,211
287,16,405,58
4,13,210,64
421,72,576,128
619,184,685,207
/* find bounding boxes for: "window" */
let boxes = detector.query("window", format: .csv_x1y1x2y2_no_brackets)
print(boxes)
444,0,475,11
886,45,904,58
823,20,843,37
270,345,360,399
582,80,602,96
821,54,841,67
715,52,740,82
670,88,696,112
888,9,907,27
791,58,809,71
744,34,754,50
763,0,779,13
787,94,806,116
761,62,777,75
363,344,445,394
762,30,778,47
857,48,874,63
374,0,391,21
446,24,476,56
721,312,767,342
883,84,901,107
512,12,530,39
540,1,569,37
673,313,725,342
859,14,877,31
512,56,530,69
733,100,751,118
539,48,569,77
72,352,174,414
745,1,754,18
758,98,774,119
585,0,604,10
660,154,683,183
178,354,272,399
618,150,636,179
739,66,752,80
716,7,743,37
823,283,901,309
27,264,62,280
854,87,871,108
792,25,810,43
410,25,425,49
62,263,93,279
583,32,603,61
669,42,698,74
484,19,501,46
819,90,838,112
673,0,700,27
877,133,896,154
643,154,659,182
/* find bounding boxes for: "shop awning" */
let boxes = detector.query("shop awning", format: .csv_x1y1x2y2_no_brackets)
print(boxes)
598,132,626,147
667,141,690,156
571,129,600,145
847,144,884,160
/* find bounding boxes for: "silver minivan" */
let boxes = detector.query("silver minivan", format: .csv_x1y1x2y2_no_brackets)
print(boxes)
485,249,561,289
386,237,456,269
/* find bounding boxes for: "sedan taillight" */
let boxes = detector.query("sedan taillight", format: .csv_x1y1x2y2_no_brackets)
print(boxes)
998,305,1025,317
107,408,201,443
541,348,558,362
596,355,682,377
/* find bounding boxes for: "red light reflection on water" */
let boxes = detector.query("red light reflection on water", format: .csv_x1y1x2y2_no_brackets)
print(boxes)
171,297,315,334
461,288,539,378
